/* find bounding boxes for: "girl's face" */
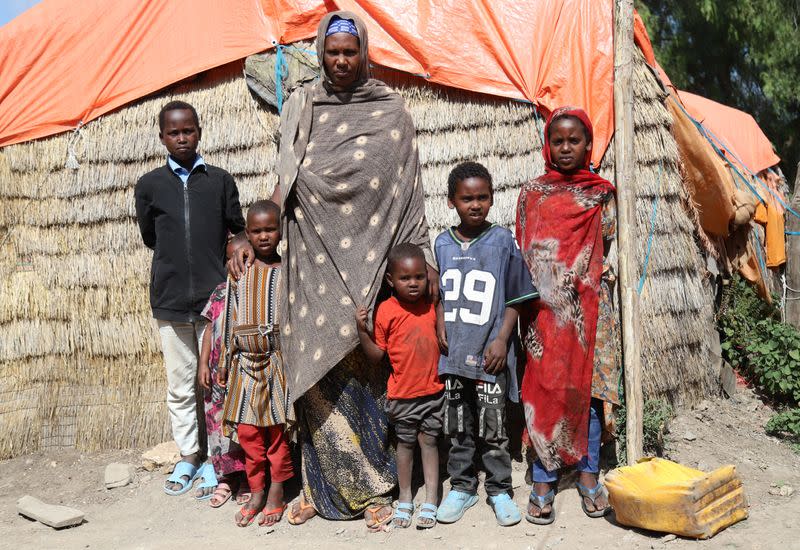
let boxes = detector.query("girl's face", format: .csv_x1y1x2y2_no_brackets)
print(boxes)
548,116,592,172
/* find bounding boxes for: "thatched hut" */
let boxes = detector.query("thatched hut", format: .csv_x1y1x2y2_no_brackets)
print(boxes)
0,44,716,458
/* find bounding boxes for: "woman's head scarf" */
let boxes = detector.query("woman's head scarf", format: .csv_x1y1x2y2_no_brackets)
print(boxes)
542,106,594,172
316,11,371,89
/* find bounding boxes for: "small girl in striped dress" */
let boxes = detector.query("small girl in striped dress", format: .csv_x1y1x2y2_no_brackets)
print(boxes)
218,200,293,528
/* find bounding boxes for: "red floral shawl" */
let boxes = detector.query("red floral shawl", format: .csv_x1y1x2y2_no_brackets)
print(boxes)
516,107,615,470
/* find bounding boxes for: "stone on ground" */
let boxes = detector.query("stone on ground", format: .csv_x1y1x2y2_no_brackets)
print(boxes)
104,463,134,489
17,495,84,529
141,441,180,473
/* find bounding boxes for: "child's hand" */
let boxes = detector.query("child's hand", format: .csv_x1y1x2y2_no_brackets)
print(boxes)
216,365,228,388
483,338,507,374
198,363,212,391
436,315,449,355
355,306,370,334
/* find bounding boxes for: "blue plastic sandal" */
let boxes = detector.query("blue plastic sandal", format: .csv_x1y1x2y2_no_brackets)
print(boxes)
436,490,478,523
416,503,437,529
392,502,414,528
163,461,200,496
525,489,556,525
487,493,521,526
193,463,219,501
576,481,611,518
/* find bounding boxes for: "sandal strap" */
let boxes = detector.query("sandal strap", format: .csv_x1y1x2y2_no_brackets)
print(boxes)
418,504,437,519
528,489,555,508
576,481,606,502
395,502,414,513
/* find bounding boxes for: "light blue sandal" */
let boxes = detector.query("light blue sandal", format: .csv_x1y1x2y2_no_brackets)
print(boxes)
163,461,200,496
416,503,437,529
576,481,611,518
436,490,478,523
193,463,219,501
392,502,414,528
487,493,521,526
525,489,556,525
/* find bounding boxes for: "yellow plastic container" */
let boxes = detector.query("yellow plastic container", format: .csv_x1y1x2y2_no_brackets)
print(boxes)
605,458,748,539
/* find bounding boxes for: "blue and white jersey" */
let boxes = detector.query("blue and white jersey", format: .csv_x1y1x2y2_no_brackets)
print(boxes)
435,224,538,401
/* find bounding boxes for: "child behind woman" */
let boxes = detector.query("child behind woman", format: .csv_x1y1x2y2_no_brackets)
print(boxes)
356,243,444,529
218,200,293,528
197,233,250,507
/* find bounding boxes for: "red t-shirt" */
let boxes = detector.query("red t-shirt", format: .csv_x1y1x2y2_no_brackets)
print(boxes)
374,296,443,400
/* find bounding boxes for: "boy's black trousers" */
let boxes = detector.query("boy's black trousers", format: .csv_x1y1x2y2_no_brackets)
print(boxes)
443,370,512,496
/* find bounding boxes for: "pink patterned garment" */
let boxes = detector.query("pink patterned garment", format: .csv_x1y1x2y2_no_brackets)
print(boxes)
201,282,246,476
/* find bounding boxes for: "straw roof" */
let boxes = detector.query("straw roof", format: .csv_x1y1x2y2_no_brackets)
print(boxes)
0,52,716,458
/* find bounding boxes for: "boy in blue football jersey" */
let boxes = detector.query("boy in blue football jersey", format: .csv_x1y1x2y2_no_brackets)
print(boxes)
435,162,538,527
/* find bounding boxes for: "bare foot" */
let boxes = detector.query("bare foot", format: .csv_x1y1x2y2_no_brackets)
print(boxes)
578,472,609,513
527,481,554,518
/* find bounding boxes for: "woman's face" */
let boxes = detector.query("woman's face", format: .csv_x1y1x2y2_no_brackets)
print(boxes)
548,116,592,172
323,33,361,90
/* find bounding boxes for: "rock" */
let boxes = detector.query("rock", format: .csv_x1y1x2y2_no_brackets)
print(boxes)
694,413,705,420
683,431,697,442
17,495,84,529
780,485,794,497
141,441,180,472
748,403,759,412
335,528,345,535
104,463,134,489
661,533,677,542
720,363,737,397
697,400,710,412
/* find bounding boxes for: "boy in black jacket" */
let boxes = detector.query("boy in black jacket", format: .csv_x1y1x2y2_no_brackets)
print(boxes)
135,100,245,496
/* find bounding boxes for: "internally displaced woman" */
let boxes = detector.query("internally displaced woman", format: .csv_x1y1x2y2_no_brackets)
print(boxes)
232,11,437,531
516,107,619,525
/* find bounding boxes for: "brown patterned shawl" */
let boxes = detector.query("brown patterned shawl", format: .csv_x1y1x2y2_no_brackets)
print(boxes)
275,11,434,405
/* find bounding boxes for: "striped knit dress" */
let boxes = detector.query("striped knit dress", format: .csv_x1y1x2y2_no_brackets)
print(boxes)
221,264,288,437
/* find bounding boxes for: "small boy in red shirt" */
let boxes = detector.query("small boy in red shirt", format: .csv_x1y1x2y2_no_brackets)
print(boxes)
356,242,444,530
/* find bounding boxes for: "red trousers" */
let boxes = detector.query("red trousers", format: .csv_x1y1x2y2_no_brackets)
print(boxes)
236,423,293,492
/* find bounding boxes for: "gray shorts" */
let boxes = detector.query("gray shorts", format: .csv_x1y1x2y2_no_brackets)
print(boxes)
385,391,445,443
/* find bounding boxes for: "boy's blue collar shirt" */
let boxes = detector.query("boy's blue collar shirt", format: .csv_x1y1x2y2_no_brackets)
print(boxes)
167,154,206,184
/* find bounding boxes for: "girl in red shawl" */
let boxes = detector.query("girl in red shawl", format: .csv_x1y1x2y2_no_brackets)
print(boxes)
516,107,620,525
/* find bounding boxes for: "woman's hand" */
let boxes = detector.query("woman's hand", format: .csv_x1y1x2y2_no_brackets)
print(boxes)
198,362,212,390
227,243,254,279
483,337,508,375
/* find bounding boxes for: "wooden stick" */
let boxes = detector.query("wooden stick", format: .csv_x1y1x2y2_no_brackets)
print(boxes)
613,0,644,463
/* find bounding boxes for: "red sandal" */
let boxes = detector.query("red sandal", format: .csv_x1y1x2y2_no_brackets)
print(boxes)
258,504,287,527
235,505,261,527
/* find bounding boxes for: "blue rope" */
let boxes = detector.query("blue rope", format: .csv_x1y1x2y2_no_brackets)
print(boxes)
669,95,800,220
751,230,768,274
275,44,288,112
667,96,765,202
273,43,317,113
637,160,662,294
786,231,800,236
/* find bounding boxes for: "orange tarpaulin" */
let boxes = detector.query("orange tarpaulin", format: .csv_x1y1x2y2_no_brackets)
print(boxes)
0,0,614,165
678,90,780,174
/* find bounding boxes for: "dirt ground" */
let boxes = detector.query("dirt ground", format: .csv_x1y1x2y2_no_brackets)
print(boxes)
2,386,798,550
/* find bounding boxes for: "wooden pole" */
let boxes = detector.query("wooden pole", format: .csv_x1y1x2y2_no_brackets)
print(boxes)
786,163,800,329
613,0,644,463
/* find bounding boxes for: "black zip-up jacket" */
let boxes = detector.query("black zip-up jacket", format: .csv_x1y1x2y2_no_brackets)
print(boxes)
134,162,245,322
